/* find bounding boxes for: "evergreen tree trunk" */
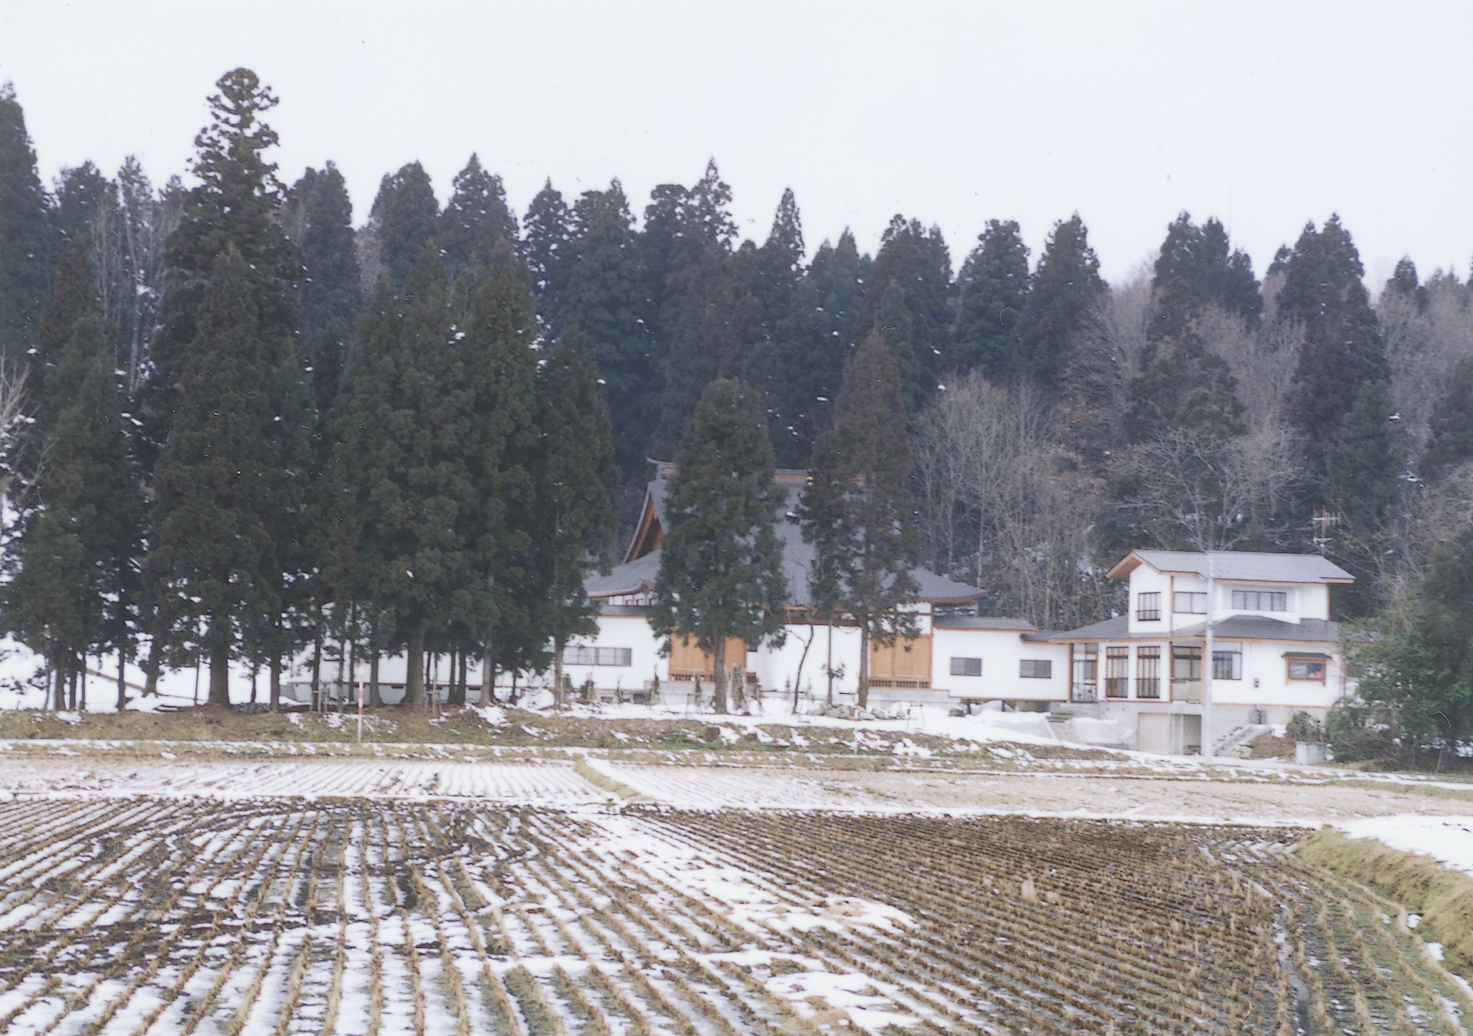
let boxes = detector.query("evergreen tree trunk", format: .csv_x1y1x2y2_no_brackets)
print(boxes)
447,646,465,706
857,623,870,710
481,629,495,705
827,621,835,705
369,650,381,708
269,653,281,711
143,633,163,697
553,634,566,706
208,632,231,707
311,633,322,709
116,649,127,711
712,637,728,715
458,650,468,707
405,627,424,704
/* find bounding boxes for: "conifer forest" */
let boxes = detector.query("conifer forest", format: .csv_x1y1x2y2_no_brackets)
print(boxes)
2,68,1473,730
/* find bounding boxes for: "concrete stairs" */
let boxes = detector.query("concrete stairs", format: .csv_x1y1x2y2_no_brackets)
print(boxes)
1213,724,1272,759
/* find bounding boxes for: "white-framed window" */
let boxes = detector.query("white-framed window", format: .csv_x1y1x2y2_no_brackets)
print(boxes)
950,657,982,677
1172,645,1201,681
1212,642,1242,680
561,646,633,667
1232,589,1287,611
1137,592,1161,621
1286,656,1327,681
1020,659,1052,679
1173,592,1207,614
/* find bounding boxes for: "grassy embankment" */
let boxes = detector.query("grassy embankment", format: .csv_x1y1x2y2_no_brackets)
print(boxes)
0,703,1115,763
1298,826,1473,980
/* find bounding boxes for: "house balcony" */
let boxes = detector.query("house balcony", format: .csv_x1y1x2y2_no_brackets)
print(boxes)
1172,678,1203,704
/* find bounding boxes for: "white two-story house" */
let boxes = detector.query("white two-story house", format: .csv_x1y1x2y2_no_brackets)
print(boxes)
1045,550,1354,752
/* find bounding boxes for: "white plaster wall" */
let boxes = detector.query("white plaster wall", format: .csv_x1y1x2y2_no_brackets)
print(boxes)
1126,567,1173,636
932,629,1068,701
561,615,667,693
752,623,866,699
1209,639,1346,710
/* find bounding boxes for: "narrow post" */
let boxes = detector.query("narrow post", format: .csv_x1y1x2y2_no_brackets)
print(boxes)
1202,553,1215,758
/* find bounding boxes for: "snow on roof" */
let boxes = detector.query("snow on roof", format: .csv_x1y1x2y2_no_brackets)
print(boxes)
1107,550,1354,584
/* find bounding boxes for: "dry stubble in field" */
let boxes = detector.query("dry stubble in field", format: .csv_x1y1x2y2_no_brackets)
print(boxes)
0,796,1467,1035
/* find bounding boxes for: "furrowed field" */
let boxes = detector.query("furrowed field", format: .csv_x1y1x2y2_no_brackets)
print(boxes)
1,783,1469,1036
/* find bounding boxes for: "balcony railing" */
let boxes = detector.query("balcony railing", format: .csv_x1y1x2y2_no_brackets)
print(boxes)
1104,678,1129,699
1136,678,1161,700
1172,678,1203,703
1070,682,1097,703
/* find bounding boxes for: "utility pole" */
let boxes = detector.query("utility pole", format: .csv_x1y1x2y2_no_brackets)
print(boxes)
1202,553,1215,757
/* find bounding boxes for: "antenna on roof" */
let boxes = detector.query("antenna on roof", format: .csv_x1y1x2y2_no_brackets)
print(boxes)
1311,505,1340,555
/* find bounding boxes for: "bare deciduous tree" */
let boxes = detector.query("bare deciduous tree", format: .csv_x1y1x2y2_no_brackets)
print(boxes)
1114,424,1303,551
915,371,1116,629
88,159,181,391
1378,278,1473,457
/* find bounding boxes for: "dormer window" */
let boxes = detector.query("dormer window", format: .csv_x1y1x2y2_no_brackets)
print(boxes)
1136,592,1161,621
1232,589,1287,611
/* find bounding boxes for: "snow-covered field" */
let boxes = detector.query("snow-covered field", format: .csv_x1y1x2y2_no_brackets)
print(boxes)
1,792,1469,1035
0,756,604,803
1339,815,1473,878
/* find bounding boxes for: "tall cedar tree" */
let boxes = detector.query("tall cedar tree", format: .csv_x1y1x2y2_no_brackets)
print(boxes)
147,248,312,705
1154,213,1261,323
328,249,469,704
799,332,919,708
369,162,438,285
777,230,868,467
1124,277,1246,443
738,189,808,465
1422,356,1473,482
30,250,97,434
1279,217,1399,528
535,328,619,703
461,238,541,701
1013,214,1105,392
1115,278,1250,551
52,162,113,256
440,154,518,284
857,216,953,417
1382,257,1428,311
650,379,788,714
653,161,741,457
147,69,299,470
146,69,309,703
0,83,52,363
560,181,655,476
324,279,398,702
952,219,1030,380
287,163,362,412
521,179,573,332
3,317,142,709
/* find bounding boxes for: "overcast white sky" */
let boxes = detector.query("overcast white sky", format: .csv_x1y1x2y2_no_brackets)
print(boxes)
2,1,1469,287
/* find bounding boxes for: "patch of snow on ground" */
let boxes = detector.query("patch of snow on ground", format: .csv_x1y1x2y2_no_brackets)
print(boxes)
1337,815,1473,878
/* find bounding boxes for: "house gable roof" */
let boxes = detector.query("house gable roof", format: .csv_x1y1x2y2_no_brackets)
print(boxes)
1106,549,1354,585
597,468,984,606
